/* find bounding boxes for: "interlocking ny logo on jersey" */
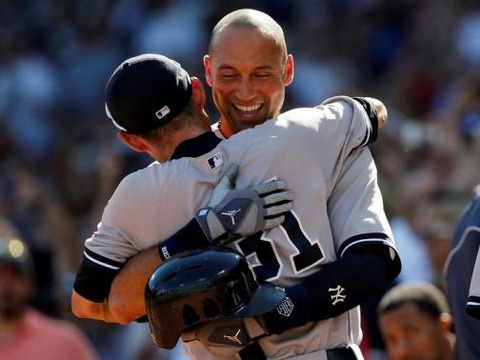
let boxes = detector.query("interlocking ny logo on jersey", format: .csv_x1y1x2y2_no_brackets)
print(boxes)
221,209,242,225
207,152,223,170
329,285,346,305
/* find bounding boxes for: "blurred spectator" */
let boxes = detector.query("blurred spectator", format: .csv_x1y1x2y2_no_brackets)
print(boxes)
456,7,480,68
390,198,436,285
377,282,455,360
0,230,99,359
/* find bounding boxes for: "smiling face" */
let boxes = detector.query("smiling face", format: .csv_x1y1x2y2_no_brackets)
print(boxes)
204,26,293,138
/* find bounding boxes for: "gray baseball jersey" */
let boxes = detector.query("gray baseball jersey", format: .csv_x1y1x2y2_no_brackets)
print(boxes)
81,96,395,359
444,184,480,359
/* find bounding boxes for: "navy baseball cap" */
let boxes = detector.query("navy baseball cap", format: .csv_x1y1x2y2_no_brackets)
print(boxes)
105,54,192,134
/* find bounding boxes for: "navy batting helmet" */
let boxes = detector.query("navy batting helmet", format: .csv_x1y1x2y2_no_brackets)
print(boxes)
145,247,285,349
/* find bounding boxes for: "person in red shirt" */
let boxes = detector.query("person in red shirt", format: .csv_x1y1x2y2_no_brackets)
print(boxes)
0,234,99,360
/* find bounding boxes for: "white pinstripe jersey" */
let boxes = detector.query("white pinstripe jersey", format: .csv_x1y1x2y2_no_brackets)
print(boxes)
84,96,395,359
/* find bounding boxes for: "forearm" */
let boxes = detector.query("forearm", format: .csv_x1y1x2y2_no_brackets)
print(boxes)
104,220,211,323
265,242,401,334
108,246,162,323
84,174,292,323
71,289,117,323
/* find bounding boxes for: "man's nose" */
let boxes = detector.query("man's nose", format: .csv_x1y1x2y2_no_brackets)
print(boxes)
235,77,256,101
390,340,412,360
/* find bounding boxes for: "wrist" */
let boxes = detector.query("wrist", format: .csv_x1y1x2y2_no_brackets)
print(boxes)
195,207,227,244
157,218,212,261
264,284,310,335
352,96,379,142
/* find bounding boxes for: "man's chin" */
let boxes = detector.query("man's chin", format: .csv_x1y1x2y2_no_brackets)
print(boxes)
237,116,267,129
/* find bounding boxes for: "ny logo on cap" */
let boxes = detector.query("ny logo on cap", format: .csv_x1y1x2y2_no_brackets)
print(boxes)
155,105,171,120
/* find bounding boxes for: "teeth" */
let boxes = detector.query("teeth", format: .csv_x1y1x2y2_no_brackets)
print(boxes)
235,104,262,112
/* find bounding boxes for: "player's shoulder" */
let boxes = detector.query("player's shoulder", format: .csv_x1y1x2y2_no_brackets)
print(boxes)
279,96,355,123
114,161,173,198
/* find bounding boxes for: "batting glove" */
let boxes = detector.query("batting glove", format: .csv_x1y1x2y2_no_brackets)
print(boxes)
196,164,294,245
182,317,268,357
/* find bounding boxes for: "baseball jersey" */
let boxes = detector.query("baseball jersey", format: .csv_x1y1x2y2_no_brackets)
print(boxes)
444,183,480,360
78,96,395,359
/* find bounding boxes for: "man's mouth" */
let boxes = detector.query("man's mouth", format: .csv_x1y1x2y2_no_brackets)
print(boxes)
234,103,263,113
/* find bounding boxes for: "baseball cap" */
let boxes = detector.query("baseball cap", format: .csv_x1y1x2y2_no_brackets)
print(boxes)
0,236,31,273
105,53,192,134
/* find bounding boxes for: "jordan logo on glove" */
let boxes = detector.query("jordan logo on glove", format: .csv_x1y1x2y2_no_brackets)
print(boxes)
223,329,242,345
221,208,242,225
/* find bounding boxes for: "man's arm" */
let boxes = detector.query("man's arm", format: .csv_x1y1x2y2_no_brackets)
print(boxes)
71,290,117,323
366,97,388,130
108,246,161,322
106,174,294,323
264,240,401,334
71,167,293,323
353,96,388,135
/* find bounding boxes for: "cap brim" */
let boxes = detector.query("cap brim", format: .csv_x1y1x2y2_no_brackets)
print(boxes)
227,283,286,318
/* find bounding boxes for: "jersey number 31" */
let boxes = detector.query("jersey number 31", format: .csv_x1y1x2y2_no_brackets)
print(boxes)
235,211,325,281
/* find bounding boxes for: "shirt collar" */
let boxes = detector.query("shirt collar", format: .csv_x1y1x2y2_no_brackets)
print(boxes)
170,131,221,160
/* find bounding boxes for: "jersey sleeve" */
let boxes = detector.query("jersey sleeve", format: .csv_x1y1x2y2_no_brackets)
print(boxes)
320,96,376,149
73,171,157,302
466,229,480,319
327,146,397,258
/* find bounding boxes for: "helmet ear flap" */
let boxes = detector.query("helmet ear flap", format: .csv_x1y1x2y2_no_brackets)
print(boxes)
145,247,285,349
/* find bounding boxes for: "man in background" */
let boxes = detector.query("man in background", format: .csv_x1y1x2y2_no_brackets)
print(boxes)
0,230,99,359
377,282,454,360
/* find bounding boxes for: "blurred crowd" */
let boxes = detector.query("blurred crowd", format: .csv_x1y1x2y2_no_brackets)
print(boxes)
1,0,480,359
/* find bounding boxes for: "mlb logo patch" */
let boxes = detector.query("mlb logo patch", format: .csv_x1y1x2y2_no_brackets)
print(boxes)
155,105,171,120
207,152,223,170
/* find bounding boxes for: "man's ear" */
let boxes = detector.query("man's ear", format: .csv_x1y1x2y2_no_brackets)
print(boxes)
191,77,207,109
117,131,148,153
203,55,213,87
283,54,294,86
439,312,453,332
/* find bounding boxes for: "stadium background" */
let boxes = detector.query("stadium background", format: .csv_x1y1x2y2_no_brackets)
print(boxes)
1,0,479,358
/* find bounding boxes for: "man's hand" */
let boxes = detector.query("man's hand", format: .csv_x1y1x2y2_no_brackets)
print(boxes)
196,164,294,245
362,96,388,130
182,317,268,358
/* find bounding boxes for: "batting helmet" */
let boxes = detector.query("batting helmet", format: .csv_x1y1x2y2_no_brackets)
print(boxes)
145,247,285,349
